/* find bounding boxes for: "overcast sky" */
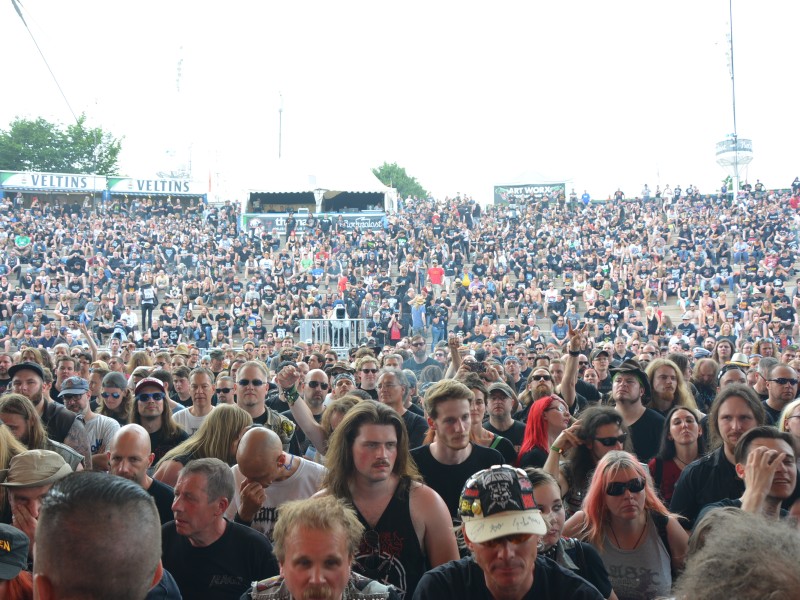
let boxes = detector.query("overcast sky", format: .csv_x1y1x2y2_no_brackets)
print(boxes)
2,0,797,201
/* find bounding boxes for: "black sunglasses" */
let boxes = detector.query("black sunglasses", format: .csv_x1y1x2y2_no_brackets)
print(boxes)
770,378,799,386
101,392,121,399
411,342,425,347
216,387,233,394
606,478,646,496
361,368,378,374
307,381,330,390
136,392,165,402
238,379,266,387
531,375,552,382
595,433,628,447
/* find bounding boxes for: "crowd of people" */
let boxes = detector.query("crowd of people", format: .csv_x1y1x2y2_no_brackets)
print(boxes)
0,180,796,599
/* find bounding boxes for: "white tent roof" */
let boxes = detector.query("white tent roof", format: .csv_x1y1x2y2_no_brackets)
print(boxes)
249,161,390,194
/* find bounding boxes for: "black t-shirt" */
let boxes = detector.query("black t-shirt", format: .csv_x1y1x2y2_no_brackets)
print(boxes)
148,478,176,525
413,556,604,600
483,420,526,450
162,520,278,600
628,408,666,462
410,444,504,518
150,427,189,466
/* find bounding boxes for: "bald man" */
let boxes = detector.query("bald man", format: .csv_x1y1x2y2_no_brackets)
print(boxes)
225,427,326,542
108,424,175,525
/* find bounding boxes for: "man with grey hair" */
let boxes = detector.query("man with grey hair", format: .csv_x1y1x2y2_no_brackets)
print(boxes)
376,368,428,448
162,457,278,599
33,471,166,600
754,356,778,401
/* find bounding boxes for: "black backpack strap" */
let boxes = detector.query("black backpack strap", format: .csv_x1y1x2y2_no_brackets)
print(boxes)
651,510,671,559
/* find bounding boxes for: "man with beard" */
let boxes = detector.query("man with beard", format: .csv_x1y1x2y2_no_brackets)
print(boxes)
515,366,555,422
483,382,526,451
610,360,664,462
60,375,119,471
286,369,329,460
226,427,325,542
698,426,797,522
411,380,503,549
406,334,438,374
646,358,698,417
131,377,189,466
671,384,766,529
108,424,175,524
9,362,91,466
236,361,294,450
0,352,12,395
691,358,718,413
763,364,799,425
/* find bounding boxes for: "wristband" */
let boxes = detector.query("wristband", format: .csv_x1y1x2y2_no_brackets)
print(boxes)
550,444,564,455
234,512,253,526
568,350,580,356
283,385,299,407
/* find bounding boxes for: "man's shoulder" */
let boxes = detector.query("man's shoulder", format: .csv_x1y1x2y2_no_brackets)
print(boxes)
534,556,605,598
149,477,175,498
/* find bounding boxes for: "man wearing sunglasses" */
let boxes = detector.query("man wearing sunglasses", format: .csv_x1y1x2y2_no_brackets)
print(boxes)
355,356,380,401
764,364,798,425
610,360,665,462
407,334,439,374
236,361,295,451
414,465,603,600
285,369,330,460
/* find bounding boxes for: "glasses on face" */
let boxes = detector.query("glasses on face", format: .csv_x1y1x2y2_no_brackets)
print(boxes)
595,433,628,447
770,378,799,386
479,533,535,548
136,392,165,403
531,375,552,382
216,387,233,394
361,368,379,374
412,342,425,347
101,392,121,399
307,381,330,390
578,361,589,366
377,383,400,390
238,379,266,388
606,477,646,496
62,394,82,402
545,404,568,414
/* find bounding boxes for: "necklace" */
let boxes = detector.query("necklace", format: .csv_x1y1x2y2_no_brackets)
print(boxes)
674,456,689,468
609,512,648,550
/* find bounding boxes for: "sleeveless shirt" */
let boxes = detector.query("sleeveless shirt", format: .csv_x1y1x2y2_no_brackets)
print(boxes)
353,486,424,599
598,514,671,600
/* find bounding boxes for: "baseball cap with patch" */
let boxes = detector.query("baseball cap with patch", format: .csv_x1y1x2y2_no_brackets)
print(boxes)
333,372,356,386
459,465,546,544
0,523,28,580
58,376,89,397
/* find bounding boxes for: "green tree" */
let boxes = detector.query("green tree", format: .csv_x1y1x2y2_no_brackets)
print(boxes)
372,162,428,199
0,114,122,174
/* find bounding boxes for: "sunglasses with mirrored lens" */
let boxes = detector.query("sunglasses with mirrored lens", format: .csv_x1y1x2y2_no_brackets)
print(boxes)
216,388,233,394
479,533,535,548
531,375,552,382
595,433,628,447
606,478,646,496
136,392,165,402
307,381,330,390
238,379,265,387
101,392,121,399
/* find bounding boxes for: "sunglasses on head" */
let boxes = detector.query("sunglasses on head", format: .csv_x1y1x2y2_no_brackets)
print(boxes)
606,477,646,496
531,375,552,382
479,533,535,548
136,392,165,402
216,387,233,394
101,392,121,399
238,379,265,387
595,433,628,447
307,381,330,390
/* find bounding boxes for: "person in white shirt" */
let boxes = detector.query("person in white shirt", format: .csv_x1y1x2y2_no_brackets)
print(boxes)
60,375,119,471
172,367,215,435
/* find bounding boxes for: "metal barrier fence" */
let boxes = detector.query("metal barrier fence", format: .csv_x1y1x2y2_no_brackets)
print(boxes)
299,319,368,358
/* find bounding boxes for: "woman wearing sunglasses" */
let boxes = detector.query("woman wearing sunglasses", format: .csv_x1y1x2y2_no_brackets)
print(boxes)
544,406,633,517
648,406,706,506
98,371,133,426
526,468,617,600
564,451,688,600
518,395,571,469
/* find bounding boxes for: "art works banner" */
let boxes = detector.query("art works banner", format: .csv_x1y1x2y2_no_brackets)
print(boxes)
494,182,565,204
